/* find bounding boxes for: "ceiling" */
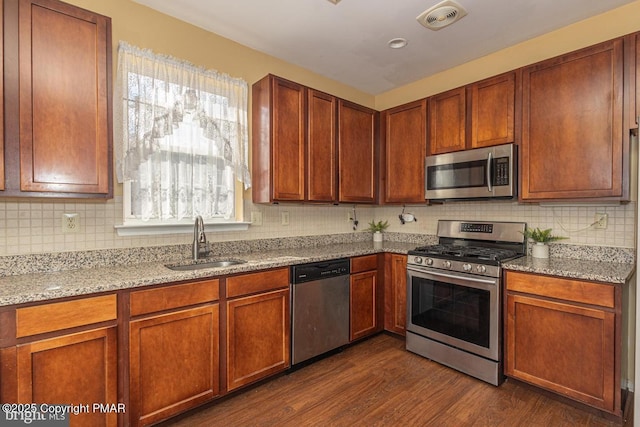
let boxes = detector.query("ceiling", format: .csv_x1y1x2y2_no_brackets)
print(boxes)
132,0,636,95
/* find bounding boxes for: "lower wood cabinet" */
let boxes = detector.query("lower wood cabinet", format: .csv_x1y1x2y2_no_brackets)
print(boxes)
505,271,621,415
383,253,407,336
17,327,118,427
0,294,118,427
350,255,382,341
128,279,220,427
226,268,290,391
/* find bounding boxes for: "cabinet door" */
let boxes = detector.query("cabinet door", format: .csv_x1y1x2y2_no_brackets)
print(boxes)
307,89,337,202
383,254,407,335
521,39,625,201
428,87,466,154
470,72,516,149
18,0,111,195
506,293,615,412
350,270,377,341
16,327,117,427
271,77,305,201
0,0,4,191
226,288,290,391
338,100,377,203
382,100,426,203
129,305,219,427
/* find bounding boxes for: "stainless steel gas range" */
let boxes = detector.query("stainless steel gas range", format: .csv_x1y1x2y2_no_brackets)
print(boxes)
406,220,526,386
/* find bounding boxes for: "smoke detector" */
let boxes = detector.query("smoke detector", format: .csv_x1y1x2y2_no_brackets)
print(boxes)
417,0,468,31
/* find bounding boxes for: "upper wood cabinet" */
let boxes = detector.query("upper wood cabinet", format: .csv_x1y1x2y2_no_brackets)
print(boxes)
428,87,466,154
521,39,627,201
380,99,427,204
252,75,338,203
0,0,4,192
338,100,378,203
2,0,112,198
252,75,305,203
624,31,640,131
470,72,516,149
428,72,517,155
307,89,337,202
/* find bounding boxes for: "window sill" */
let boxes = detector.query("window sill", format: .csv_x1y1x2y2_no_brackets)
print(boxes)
114,221,251,236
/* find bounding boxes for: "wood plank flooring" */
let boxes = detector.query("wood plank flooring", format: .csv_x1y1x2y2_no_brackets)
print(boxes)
162,334,627,427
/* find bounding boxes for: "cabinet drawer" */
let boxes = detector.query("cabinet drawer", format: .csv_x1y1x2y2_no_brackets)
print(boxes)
16,294,117,338
505,271,614,308
226,268,289,299
351,255,378,274
130,279,220,317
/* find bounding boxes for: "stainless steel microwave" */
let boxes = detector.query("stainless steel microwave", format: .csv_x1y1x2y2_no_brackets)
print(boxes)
425,143,516,200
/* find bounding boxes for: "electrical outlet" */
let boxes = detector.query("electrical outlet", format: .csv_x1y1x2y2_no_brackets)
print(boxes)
594,213,608,229
347,211,352,221
62,213,80,233
281,211,290,226
250,211,263,226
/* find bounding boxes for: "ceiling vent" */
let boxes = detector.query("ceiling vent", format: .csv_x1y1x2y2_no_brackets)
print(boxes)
417,0,468,31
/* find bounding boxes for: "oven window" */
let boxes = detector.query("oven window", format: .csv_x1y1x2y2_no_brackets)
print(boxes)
426,160,486,190
410,275,490,348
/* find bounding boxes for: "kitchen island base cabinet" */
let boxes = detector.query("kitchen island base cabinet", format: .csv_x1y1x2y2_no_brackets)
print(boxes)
226,268,290,392
505,271,621,415
16,327,118,427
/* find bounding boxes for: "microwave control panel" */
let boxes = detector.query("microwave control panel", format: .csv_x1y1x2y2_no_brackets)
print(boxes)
494,157,510,185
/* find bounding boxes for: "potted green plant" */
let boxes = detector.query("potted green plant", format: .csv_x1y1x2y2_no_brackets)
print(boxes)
521,227,567,259
367,220,390,243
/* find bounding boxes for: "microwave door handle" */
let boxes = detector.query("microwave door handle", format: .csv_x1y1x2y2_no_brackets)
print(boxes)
486,151,493,193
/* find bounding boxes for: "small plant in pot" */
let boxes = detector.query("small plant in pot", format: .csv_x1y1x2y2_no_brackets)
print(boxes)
367,220,390,243
521,227,567,259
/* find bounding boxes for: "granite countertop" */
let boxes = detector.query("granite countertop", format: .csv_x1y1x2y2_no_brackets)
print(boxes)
0,241,416,307
502,256,635,284
0,233,635,307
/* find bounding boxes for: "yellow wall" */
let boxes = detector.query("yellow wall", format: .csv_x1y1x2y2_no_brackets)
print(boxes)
64,0,376,108
67,0,640,112
376,0,640,110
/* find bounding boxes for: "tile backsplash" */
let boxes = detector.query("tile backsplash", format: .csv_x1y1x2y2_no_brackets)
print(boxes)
0,197,635,256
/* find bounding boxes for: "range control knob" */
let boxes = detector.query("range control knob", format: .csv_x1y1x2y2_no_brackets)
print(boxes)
443,260,452,269
463,263,472,272
476,265,487,273
414,256,423,265
426,258,434,266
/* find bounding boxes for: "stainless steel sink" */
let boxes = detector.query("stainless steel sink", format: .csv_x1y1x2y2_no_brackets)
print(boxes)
165,258,247,271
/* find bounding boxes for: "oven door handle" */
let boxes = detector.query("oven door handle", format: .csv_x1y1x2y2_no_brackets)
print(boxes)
414,269,498,286
486,151,493,193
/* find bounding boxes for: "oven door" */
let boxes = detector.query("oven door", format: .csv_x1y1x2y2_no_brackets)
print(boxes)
406,266,500,361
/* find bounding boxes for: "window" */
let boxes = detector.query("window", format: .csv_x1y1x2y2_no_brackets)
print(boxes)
114,42,250,232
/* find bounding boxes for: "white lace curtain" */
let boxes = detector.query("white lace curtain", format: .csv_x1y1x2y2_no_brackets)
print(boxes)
115,41,250,221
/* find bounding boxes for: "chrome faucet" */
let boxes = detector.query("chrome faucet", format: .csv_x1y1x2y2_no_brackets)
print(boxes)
192,215,209,260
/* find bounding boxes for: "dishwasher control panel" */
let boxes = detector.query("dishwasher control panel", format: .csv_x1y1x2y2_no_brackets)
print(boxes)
291,259,350,284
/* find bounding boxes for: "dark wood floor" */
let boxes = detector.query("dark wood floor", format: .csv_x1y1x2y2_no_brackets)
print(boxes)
164,334,627,427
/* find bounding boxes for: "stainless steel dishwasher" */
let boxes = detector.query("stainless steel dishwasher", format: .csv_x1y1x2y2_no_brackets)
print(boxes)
291,258,350,366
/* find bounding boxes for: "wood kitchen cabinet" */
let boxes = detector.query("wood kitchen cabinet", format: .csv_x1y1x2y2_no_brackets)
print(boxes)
225,268,290,391
505,271,622,415
2,0,112,198
428,87,466,154
380,100,427,204
383,253,407,336
428,72,516,155
252,75,305,203
0,294,118,427
350,255,382,341
128,280,220,427
521,38,628,201
338,100,378,203
252,76,338,203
